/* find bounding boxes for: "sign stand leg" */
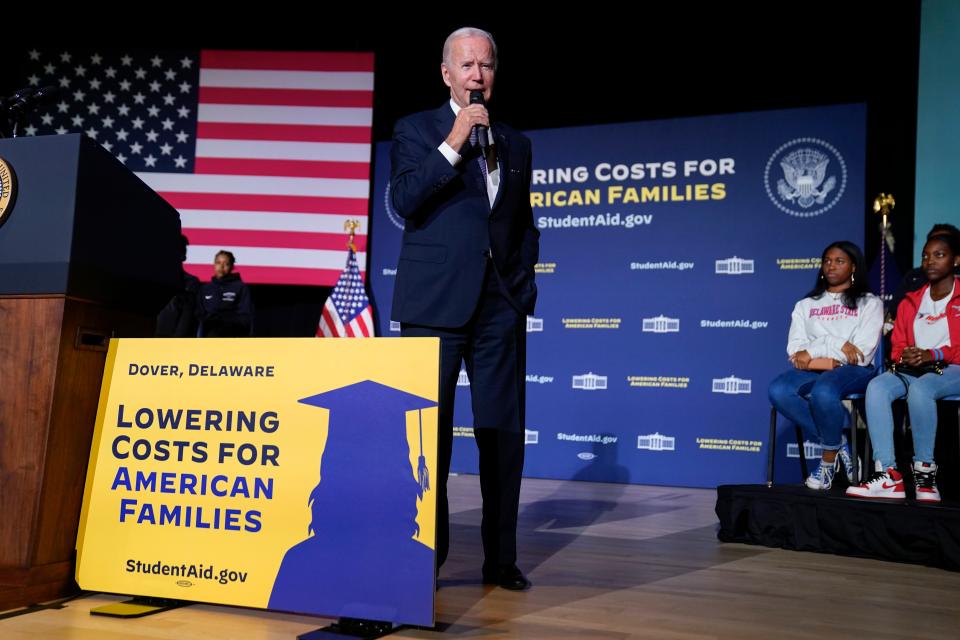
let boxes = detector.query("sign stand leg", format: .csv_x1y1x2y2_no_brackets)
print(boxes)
299,617,399,639
89,596,188,618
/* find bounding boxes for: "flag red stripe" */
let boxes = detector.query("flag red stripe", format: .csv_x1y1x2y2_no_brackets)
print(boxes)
357,314,373,337
201,50,374,72
159,192,368,215
183,228,368,251
199,87,373,108
322,304,343,337
197,122,371,144
185,264,355,287
363,311,374,337
318,311,331,336
194,158,370,180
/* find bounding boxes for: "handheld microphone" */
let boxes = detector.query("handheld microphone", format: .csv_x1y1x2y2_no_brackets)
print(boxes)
3,87,36,111
469,90,489,150
5,86,58,114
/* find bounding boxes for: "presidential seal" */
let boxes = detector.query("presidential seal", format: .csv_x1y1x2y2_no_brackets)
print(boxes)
383,182,405,231
764,138,847,218
0,157,17,229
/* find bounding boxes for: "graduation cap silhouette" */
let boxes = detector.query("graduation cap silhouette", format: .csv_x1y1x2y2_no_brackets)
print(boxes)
297,380,437,538
268,380,438,623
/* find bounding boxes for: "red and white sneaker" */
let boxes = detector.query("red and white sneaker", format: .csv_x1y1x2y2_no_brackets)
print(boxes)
913,461,941,503
845,461,905,500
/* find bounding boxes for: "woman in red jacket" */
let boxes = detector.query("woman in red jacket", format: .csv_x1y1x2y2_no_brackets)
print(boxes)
847,234,960,502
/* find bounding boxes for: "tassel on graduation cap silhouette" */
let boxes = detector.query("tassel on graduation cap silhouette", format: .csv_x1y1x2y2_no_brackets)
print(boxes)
417,409,429,493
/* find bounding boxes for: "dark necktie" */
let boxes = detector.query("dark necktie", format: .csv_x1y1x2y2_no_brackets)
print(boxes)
468,127,489,181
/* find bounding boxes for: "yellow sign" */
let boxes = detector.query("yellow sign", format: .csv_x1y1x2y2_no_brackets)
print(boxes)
77,338,439,626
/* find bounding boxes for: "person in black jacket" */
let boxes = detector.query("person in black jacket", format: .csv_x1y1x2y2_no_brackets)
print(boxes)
198,250,254,337
155,234,201,337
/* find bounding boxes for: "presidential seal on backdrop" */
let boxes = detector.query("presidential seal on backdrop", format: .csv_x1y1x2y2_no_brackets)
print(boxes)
383,183,406,231
764,138,847,218
0,157,18,229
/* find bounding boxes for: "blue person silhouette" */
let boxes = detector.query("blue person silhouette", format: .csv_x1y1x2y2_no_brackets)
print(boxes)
269,380,437,625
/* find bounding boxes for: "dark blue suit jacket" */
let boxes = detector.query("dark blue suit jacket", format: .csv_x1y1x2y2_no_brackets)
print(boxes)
390,103,539,328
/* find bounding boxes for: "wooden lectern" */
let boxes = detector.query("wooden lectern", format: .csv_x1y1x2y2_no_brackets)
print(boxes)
0,134,181,610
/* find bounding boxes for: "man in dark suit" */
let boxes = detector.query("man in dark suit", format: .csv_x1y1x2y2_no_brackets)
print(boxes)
389,26,538,591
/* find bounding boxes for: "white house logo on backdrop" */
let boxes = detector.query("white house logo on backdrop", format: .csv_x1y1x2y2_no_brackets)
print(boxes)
382,183,406,230
389,321,401,332
527,316,544,332
572,373,607,390
711,375,752,394
637,432,676,451
642,315,680,333
577,452,597,461
715,257,755,275
764,138,847,218
787,441,823,459
525,429,539,445
457,369,470,387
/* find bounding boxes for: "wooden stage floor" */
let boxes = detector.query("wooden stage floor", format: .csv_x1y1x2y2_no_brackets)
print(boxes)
3,475,959,639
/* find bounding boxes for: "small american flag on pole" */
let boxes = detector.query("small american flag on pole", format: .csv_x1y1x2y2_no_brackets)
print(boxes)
317,236,375,338
20,48,372,286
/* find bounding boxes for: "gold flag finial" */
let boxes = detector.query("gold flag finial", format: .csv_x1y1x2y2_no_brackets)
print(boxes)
344,219,359,252
872,193,895,217
872,193,895,252
872,193,896,300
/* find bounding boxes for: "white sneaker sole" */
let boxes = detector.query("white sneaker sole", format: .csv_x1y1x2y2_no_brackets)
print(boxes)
844,490,906,500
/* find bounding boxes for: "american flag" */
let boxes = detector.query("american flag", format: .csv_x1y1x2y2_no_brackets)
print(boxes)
318,245,374,337
20,48,372,286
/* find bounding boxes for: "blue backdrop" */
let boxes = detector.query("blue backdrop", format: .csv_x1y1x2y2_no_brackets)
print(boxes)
369,104,866,488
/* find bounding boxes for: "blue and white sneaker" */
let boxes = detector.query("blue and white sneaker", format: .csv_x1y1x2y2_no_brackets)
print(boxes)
836,435,860,483
805,457,838,490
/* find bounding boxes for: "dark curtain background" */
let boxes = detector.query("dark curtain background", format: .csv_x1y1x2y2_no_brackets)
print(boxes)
1,2,921,336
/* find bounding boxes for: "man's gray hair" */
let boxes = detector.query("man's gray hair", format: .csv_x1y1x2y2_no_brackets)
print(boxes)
442,27,498,70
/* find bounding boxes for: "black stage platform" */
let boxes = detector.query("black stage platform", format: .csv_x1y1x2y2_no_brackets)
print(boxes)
716,483,960,571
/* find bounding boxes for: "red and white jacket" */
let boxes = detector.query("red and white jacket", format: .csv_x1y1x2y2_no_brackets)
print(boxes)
890,277,960,364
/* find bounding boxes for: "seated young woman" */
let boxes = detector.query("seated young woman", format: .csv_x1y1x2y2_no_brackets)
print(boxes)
769,241,882,490
847,233,960,502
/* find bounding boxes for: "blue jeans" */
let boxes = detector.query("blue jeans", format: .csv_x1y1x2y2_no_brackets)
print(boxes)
865,366,960,467
769,365,877,450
